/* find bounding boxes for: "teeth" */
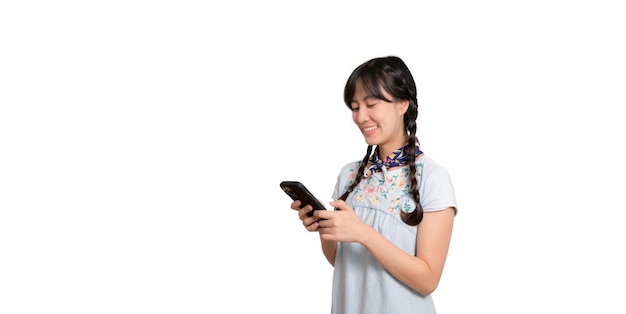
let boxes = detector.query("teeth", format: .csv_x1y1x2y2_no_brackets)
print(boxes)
363,126,378,132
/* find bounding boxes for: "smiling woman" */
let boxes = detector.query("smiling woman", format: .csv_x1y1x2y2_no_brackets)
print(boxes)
286,56,457,314
3,1,625,313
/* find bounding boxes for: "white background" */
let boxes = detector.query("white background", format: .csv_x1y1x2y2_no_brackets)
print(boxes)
1,1,625,313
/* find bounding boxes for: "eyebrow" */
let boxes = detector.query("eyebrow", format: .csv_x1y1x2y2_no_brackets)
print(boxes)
352,95,379,103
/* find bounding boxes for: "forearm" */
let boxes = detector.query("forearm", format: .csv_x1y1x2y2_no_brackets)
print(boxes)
320,236,337,266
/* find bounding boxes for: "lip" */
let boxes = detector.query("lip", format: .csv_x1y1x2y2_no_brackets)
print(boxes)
361,125,379,136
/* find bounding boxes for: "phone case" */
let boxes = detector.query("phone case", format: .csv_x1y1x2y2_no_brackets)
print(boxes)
280,181,326,216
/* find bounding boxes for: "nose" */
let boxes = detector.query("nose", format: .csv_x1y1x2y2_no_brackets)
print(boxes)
354,107,368,124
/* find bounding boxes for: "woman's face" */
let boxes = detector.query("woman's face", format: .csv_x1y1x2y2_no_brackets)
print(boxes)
350,80,409,157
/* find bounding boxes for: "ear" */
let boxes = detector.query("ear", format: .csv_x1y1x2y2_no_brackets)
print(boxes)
398,99,409,116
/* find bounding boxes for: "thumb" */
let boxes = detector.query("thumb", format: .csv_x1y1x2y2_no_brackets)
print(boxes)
329,199,353,212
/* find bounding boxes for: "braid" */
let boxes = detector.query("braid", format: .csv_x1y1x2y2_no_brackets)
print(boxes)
401,101,424,226
339,145,373,202
401,133,424,226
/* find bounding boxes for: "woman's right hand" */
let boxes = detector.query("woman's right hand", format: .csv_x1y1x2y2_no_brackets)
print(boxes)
291,200,321,231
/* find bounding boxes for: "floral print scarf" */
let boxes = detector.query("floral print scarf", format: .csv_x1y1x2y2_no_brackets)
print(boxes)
364,140,423,179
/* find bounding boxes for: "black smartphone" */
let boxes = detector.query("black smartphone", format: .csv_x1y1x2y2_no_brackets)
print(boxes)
280,181,327,217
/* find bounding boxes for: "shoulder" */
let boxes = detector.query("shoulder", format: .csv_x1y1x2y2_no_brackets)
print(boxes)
418,155,452,179
416,155,448,172
338,160,363,176
416,155,458,213
332,160,363,199
417,155,454,191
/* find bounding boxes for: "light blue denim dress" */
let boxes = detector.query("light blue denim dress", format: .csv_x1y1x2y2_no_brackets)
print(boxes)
330,156,457,314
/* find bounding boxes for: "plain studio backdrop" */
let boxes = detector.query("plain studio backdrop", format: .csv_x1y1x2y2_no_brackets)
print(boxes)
1,1,624,313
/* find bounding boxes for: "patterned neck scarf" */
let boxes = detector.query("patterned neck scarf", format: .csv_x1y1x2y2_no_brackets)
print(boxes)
364,139,423,178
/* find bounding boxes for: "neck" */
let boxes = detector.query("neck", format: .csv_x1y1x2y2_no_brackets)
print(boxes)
378,137,409,158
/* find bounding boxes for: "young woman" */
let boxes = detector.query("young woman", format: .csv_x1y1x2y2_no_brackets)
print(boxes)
291,56,457,313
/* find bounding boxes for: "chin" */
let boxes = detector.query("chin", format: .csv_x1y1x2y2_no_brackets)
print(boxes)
363,137,380,146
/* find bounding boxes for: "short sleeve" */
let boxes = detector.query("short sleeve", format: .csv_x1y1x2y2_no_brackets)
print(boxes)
419,159,458,215
332,161,361,202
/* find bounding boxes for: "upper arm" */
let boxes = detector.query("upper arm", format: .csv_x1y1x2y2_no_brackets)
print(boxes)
416,207,456,283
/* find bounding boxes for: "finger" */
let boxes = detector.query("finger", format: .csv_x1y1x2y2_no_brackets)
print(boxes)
290,200,302,210
302,214,321,228
329,200,352,212
298,205,313,220
305,220,320,232
314,208,332,220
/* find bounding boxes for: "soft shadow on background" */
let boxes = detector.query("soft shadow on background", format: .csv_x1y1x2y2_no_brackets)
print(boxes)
1,1,624,313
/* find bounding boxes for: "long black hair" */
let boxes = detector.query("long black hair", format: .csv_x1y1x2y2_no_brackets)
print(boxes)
338,56,424,226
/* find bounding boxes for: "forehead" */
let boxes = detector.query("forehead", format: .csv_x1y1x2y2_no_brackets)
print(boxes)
352,79,392,102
